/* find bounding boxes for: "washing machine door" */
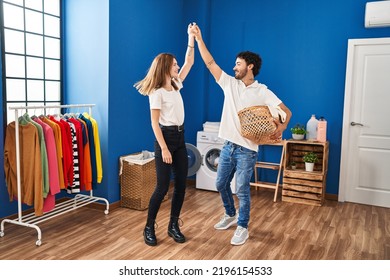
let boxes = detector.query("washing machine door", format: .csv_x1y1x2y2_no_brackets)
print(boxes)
186,143,202,177
204,148,220,172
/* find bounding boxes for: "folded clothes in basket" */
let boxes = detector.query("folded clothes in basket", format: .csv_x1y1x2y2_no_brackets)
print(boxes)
119,151,155,175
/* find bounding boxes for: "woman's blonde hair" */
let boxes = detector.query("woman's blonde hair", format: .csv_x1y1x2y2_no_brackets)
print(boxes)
134,53,179,96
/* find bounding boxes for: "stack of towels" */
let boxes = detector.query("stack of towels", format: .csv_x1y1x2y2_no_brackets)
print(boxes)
203,121,220,132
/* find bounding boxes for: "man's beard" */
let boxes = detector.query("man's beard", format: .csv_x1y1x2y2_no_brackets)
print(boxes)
234,68,247,80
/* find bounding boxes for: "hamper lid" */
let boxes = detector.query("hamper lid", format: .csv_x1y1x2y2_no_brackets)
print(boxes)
119,151,155,175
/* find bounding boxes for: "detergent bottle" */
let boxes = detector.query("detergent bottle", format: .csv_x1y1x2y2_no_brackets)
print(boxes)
306,114,318,141
317,117,327,142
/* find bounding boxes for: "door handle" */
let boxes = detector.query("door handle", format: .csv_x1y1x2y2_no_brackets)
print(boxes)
350,122,364,127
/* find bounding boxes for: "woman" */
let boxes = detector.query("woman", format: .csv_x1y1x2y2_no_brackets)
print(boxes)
134,23,196,246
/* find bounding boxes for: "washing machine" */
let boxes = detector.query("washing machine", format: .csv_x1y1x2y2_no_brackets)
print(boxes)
195,130,236,193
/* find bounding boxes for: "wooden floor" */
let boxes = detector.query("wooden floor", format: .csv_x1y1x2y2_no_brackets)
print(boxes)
0,184,389,260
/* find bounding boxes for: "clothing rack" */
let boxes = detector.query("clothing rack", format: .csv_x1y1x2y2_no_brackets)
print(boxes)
0,104,109,246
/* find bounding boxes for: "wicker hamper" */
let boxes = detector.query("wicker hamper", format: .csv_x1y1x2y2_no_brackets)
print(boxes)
237,105,282,145
119,153,156,210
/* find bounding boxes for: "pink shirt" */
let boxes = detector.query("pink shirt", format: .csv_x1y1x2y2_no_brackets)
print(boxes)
33,117,60,213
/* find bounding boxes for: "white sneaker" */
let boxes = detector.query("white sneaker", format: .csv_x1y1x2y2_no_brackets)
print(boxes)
230,226,249,245
214,214,237,230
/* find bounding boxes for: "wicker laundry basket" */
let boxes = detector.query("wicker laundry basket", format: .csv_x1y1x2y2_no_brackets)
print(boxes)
119,153,156,210
238,105,281,145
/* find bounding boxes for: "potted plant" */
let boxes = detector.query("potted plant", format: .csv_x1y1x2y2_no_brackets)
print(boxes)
302,152,318,172
290,161,297,170
291,124,306,140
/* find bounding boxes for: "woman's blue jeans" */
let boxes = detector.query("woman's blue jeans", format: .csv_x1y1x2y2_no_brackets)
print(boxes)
215,141,257,228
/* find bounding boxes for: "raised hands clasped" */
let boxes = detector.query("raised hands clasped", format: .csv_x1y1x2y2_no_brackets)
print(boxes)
188,23,201,41
187,22,197,37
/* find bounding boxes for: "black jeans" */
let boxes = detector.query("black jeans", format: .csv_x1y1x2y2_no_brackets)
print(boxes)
147,128,188,220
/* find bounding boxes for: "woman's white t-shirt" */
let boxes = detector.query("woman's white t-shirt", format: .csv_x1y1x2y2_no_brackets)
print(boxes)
217,71,282,152
148,79,184,126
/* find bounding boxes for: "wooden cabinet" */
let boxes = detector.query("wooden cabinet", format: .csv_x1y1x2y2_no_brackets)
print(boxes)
282,140,329,206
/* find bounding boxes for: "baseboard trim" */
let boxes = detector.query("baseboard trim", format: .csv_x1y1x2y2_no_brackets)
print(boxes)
325,193,338,201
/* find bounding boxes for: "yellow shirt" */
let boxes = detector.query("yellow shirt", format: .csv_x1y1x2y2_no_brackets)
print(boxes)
83,113,103,183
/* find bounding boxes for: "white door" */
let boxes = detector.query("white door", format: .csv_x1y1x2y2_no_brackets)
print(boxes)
339,38,390,208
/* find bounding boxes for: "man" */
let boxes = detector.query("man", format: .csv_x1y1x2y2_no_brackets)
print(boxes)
191,25,292,245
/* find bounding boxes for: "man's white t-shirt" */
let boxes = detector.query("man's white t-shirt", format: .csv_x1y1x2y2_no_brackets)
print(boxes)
217,71,282,152
148,79,184,126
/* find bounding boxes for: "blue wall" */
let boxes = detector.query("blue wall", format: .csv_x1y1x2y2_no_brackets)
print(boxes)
63,0,110,200
1,0,389,218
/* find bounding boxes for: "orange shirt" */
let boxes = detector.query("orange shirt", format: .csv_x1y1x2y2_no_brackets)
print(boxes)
78,118,92,191
4,122,44,216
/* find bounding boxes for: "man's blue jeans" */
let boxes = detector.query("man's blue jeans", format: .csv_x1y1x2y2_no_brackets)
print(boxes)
215,141,257,228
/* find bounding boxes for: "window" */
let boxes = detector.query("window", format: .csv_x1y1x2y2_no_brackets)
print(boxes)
1,0,62,123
